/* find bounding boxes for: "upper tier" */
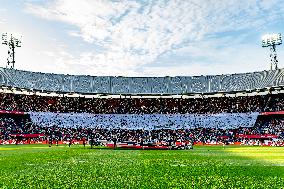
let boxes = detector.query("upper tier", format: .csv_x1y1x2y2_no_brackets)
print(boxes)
1,67,284,94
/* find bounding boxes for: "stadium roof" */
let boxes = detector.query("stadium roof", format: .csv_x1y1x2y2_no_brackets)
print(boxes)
1,67,284,96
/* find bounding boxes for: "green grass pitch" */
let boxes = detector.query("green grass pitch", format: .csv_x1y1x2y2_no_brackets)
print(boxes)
0,145,283,188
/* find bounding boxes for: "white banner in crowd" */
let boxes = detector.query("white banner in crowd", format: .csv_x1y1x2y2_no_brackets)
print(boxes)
29,112,260,130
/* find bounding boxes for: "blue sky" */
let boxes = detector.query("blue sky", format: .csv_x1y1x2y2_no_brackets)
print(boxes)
0,0,284,76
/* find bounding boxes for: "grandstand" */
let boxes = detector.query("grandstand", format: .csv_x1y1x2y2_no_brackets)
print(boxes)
0,67,283,147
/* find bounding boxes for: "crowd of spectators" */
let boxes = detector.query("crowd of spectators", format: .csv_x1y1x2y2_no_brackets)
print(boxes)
1,114,283,144
265,93,284,112
253,116,284,137
0,92,276,114
1,92,284,145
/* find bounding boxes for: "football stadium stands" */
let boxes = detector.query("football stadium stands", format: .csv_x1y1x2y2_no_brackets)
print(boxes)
0,67,284,147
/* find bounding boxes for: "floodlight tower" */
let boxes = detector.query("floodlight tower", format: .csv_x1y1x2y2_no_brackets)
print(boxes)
262,33,282,70
1,33,22,69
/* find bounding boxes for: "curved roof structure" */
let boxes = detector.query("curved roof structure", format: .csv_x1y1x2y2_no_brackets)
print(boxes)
0,67,284,95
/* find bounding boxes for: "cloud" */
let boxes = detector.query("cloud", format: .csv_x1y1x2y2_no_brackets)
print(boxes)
141,44,272,76
24,0,284,76
0,9,6,24
0,19,5,24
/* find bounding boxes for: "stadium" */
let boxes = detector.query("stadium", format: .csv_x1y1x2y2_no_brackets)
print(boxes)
1,64,284,188
1,1,284,188
1,67,284,147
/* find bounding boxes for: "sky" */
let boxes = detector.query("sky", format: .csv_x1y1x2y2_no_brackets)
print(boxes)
0,0,284,77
